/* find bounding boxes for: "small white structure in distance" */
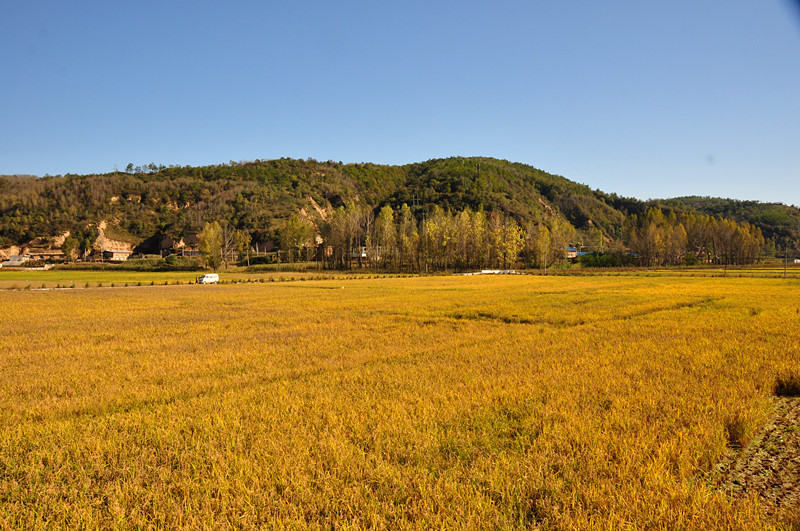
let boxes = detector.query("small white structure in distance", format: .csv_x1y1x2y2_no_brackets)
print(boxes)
1,255,30,268
103,250,133,262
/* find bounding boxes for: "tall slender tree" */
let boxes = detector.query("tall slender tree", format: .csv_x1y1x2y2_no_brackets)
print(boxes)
199,221,223,270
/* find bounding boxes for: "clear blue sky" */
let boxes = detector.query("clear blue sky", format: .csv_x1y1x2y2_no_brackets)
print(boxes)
2,1,799,205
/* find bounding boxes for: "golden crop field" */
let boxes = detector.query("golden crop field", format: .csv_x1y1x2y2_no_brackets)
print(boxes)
0,268,381,290
1,275,799,529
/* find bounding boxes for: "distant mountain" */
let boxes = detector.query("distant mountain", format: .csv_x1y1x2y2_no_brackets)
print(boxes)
0,157,797,254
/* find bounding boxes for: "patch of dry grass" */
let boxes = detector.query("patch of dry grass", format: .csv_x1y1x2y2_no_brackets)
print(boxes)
0,275,798,528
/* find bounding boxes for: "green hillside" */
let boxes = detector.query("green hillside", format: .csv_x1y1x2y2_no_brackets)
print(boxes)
0,157,796,260
387,157,630,239
659,196,800,247
0,157,631,249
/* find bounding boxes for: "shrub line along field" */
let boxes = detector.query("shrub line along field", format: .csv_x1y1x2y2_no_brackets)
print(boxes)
1,275,799,528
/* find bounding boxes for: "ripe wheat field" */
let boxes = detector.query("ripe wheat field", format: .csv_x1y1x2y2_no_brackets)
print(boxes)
1,275,798,529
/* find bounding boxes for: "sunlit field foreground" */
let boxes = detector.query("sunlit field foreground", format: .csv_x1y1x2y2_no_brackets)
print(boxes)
1,276,798,528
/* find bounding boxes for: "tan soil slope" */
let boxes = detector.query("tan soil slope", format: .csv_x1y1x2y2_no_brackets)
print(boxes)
95,221,134,252
0,246,19,260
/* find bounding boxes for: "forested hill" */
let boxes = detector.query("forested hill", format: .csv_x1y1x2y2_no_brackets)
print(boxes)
0,157,635,250
658,196,800,246
0,156,796,253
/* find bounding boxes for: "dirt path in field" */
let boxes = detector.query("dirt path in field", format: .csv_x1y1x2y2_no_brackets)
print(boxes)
714,397,800,517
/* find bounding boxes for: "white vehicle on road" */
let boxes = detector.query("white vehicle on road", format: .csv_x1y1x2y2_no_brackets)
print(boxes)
196,273,219,284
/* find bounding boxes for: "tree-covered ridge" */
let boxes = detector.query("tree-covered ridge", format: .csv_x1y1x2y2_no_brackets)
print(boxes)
660,196,800,246
388,157,628,235
0,158,380,248
1,157,797,264
0,157,626,249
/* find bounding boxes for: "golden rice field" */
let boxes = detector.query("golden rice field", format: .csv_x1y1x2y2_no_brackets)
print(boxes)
1,274,799,529
0,268,378,290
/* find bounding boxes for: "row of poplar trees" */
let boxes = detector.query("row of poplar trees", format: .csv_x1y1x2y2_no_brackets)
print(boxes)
293,203,577,272
625,208,765,266
201,204,766,271
312,204,766,270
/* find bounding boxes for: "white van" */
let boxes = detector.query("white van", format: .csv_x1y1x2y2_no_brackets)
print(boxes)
196,273,219,284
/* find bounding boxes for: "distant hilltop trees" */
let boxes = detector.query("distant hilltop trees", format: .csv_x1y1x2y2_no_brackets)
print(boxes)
1,157,797,269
